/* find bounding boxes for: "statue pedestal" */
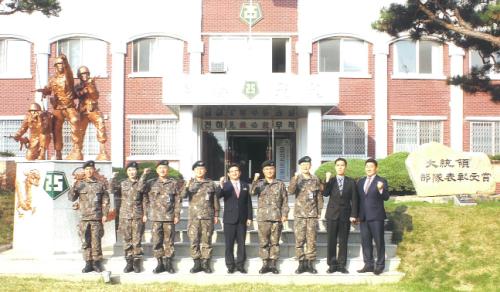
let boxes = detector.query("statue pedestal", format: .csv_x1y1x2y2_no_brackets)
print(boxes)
13,160,115,257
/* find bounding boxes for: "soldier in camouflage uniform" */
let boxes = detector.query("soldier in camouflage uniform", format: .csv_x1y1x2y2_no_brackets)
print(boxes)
112,161,149,273
144,160,181,274
250,160,289,274
288,156,323,274
181,160,220,273
68,160,110,273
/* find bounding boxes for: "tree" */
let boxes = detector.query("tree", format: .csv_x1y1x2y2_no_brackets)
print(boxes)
0,0,60,17
373,0,500,101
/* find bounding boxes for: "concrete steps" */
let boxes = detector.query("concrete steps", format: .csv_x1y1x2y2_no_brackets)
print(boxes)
0,250,404,285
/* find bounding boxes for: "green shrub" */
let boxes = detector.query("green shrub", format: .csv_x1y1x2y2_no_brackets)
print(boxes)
113,161,183,182
489,154,500,161
0,151,15,157
315,152,415,195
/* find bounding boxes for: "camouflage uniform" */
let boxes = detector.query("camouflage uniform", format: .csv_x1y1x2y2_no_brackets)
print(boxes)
145,178,182,259
251,179,289,260
181,179,220,259
113,173,148,259
68,177,110,261
288,174,323,260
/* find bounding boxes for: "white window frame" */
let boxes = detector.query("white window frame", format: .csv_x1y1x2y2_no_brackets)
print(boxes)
469,50,500,80
208,36,291,75
0,38,31,79
321,116,370,160
56,37,108,77
318,37,370,78
127,115,180,160
392,39,445,79
130,36,184,78
392,116,445,153
468,119,500,155
0,116,25,157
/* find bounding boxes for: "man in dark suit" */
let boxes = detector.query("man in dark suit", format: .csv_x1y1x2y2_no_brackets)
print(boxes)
356,158,390,275
218,163,253,274
323,158,358,274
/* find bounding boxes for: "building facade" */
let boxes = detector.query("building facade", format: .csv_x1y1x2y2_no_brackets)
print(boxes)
0,0,498,180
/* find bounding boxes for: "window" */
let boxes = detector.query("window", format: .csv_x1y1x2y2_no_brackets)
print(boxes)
394,120,442,152
394,40,442,75
57,38,107,76
132,37,183,75
322,119,367,159
319,38,367,73
130,119,179,156
470,50,500,76
62,122,98,157
0,119,24,156
470,121,500,155
209,37,290,74
0,39,31,77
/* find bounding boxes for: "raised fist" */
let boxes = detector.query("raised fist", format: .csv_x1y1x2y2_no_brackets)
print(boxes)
253,173,260,181
325,172,332,182
143,168,151,175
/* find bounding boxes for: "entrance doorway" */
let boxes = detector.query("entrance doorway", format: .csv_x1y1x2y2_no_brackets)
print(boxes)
202,130,295,182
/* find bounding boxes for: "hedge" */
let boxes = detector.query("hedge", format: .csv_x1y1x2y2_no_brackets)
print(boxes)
315,152,415,195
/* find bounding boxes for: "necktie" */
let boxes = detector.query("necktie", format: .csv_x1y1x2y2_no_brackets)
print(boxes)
234,182,240,198
338,177,344,193
364,176,372,194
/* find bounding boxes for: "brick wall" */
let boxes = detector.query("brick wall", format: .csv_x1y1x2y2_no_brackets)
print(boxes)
0,43,36,116
202,0,297,33
387,44,451,154
462,51,500,152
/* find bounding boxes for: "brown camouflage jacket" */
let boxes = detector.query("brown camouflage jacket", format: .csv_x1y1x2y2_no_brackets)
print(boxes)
68,177,110,221
251,179,289,221
113,174,148,220
288,173,324,218
181,178,220,220
144,178,181,222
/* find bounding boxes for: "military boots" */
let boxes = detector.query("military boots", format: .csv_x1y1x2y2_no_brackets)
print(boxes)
133,257,141,273
307,260,318,274
202,259,212,273
82,260,93,273
190,259,203,273
152,257,165,274
259,259,269,274
164,257,175,274
269,259,279,274
123,257,134,273
295,260,306,274
93,260,104,273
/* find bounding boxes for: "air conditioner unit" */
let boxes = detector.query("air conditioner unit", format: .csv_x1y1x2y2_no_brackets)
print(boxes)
209,62,227,73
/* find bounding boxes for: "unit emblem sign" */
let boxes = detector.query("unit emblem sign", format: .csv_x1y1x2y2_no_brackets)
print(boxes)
243,81,259,99
44,171,69,200
240,2,263,26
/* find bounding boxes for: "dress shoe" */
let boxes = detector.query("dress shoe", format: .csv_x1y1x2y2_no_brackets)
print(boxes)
357,266,374,273
326,265,337,274
338,267,349,274
236,265,247,274
227,266,235,274
373,267,384,275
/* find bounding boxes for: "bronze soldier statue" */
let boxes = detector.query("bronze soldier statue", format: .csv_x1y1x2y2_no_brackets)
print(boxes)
250,160,289,274
75,66,109,160
13,103,52,160
144,160,181,274
288,156,323,274
113,161,149,273
181,160,220,274
38,54,82,160
68,160,110,273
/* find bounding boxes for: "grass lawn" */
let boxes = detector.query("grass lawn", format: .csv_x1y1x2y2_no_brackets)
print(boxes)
0,193,498,291
0,191,14,245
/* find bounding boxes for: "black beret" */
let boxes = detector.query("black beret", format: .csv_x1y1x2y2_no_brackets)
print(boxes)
298,156,312,164
192,160,206,170
82,160,95,169
261,160,275,168
156,160,169,168
125,161,139,170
